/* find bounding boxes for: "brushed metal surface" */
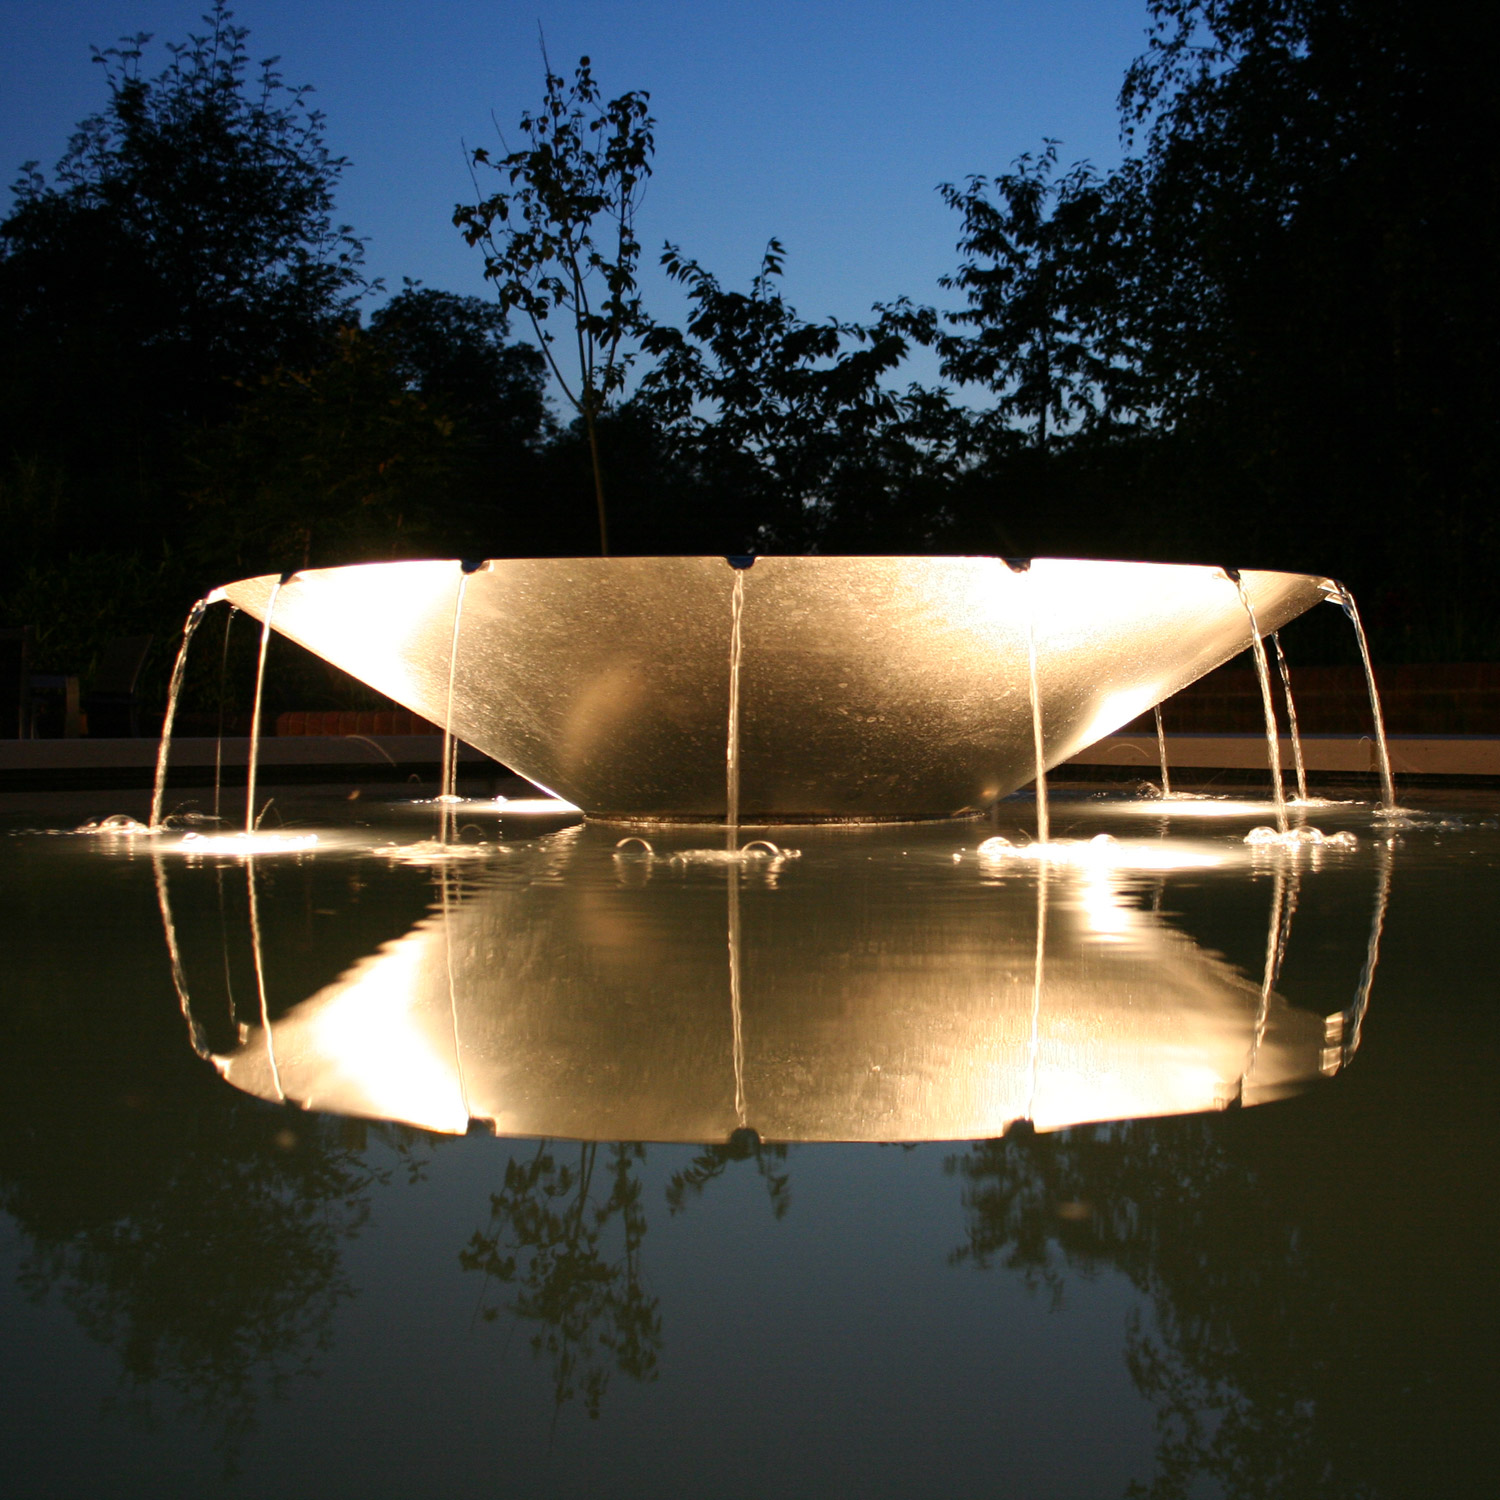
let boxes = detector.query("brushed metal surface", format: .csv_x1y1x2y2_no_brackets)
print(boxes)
217,556,1330,821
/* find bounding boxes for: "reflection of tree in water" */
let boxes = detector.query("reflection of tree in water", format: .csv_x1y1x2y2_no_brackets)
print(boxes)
463,1133,793,1419
0,839,441,1474
948,1105,1499,1500
0,1077,421,1472
462,1141,662,1419
666,1127,791,1221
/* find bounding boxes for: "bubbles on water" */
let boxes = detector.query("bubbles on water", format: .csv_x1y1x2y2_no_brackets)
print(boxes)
75,814,153,836
1244,826,1358,850
612,836,802,871
374,838,492,865
669,841,802,867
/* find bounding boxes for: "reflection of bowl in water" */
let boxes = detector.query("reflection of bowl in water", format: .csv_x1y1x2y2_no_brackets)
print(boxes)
217,557,1328,822
210,826,1334,1142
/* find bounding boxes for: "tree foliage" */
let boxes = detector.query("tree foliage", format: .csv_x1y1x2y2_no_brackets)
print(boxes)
0,1,366,501
639,241,966,551
938,145,1144,446
456,52,654,553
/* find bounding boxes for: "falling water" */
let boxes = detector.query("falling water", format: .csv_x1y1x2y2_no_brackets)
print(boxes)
1025,574,1050,846
244,577,284,836
1153,704,1172,799
1333,583,1396,810
725,568,746,847
213,606,238,823
1229,572,1288,835
148,596,210,831
1272,632,1309,803
439,570,469,809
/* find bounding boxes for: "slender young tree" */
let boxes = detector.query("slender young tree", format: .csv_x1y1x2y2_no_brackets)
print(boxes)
455,53,653,555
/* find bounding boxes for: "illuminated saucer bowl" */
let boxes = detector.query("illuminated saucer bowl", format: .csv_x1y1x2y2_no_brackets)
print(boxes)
216,557,1328,823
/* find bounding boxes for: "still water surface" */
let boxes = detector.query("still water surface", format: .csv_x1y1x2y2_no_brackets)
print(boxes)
1,784,1496,1498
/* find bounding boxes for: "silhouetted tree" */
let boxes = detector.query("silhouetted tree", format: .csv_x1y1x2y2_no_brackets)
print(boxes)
1111,0,1494,650
456,52,654,554
639,240,967,551
0,2,366,556
939,144,1144,447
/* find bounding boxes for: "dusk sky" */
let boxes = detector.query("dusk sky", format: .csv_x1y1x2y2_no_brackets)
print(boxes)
1,1,1150,389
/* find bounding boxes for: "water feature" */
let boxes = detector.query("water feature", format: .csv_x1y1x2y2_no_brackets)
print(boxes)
147,597,208,831
243,575,284,836
9,550,1486,1494
1333,581,1398,811
1273,630,1310,803
1153,703,1171,799
726,564,745,843
212,604,238,823
1024,564,1049,844
210,558,1329,821
438,568,469,811
1229,569,1289,834
6,767,1497,1497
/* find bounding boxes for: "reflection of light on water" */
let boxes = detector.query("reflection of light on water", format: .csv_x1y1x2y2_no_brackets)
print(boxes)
1105,798,1293,820
494,796,582,814
301,941,468,1132
405,795,582,815
611,837,802,869
1079,869,1133,939
375,839,493,865
216,927,470,1133
177,815,1371,1143
1032,1060,1235,1133
975,833,1224,871
170,831,321,856
669,841,801,867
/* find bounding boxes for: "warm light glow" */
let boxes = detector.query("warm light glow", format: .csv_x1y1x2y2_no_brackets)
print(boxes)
171,831,320,856
217,921,469,1134
303,936,469,1132
204,825,1328,1143
974,833,1224,871
1106,797,1295,820
215,556,1328,821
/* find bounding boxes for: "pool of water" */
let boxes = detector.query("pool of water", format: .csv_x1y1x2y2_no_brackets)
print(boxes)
2,783,1496,1497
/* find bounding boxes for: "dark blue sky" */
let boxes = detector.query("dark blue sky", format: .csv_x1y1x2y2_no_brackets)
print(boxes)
1,1,1149,385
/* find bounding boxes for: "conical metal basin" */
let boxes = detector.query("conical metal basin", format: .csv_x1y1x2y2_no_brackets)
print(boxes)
216,556,1328,821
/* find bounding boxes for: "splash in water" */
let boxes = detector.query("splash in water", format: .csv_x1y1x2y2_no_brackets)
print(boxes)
1244,825,1358,850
